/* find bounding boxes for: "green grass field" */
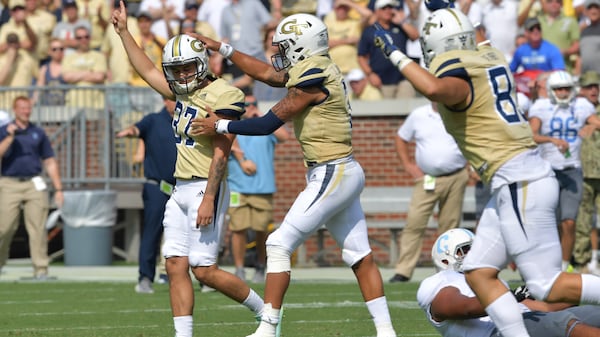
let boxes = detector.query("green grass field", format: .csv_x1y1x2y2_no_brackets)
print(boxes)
0,280,439,337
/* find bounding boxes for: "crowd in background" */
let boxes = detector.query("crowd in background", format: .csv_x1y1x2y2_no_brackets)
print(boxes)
0,0,598,104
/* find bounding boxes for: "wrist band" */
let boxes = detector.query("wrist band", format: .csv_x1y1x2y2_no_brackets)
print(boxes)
566,320,580,337
219,42,234,59
214,119,230,134
389,50,413,71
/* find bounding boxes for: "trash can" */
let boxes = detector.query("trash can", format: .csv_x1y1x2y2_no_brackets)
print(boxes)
60,190,117,266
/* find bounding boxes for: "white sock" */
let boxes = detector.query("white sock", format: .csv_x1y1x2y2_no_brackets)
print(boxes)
581,274,600,304
366,296,393,325
593,250,599,262
562,260,570,271
485,292,530,337
260,303,281,324
173,315,193,337
243,288,265,316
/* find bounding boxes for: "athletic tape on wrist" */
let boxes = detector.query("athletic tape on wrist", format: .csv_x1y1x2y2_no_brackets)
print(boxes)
218,43,234,58
390,50,413,71
215,119,230,134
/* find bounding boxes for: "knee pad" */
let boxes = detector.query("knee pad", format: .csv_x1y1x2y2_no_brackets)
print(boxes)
266,245,291,273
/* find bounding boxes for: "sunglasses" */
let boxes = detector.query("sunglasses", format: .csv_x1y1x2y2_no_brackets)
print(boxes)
75,35,90,40
244,101,258,107
51,47,65,51
528,25,541,32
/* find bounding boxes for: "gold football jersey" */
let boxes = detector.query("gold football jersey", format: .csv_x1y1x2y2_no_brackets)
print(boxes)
429,46,537,183
173,78,244,180
286,55,353,165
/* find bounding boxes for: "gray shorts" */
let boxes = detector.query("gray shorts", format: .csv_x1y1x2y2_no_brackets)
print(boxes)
554,167,584,221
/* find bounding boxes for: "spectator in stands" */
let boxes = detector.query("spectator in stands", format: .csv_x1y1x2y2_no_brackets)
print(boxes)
51,0,90,55
39,0,61,22
518,0,544,27
227,91,289,283
24,0,56,64
127,11,163,111
0,96,64,280
219,0,275,86
251,26,287,102
528,70,600,271
116,98,177,294
77,0,110,51
510,17,565,73
0,33,38,105
197,0,229,39
358,0,419,99
33,37,66,106
388,102,469,283
0,0,37,54
0,0,10,26
324,0,372,76
61,25,107,109
102,0,139,87
539,0,580,72
345,68,383,100
139,0,184,41
176,0,217,40
580,0,600,75
481,0,519,62
574,71,600,275
456,0,483,26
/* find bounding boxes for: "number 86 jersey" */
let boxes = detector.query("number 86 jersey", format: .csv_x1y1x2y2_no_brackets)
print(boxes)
429,45,537,184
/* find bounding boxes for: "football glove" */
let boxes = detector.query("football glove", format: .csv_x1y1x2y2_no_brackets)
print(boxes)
374,28,398,58
511,285,535,302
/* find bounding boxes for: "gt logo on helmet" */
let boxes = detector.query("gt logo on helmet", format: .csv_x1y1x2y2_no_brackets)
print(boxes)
191,40,205,53
281,19,309,36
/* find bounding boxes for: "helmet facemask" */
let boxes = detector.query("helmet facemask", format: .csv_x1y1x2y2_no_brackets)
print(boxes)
271,40,292,71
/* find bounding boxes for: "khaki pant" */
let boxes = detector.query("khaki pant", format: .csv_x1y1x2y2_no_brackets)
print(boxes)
0,177,49,276
394,168,469,277
574,178,600,265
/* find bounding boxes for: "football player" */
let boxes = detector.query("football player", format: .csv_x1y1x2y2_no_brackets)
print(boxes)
374,7,600,337
191,13,397,337
419,228,600,337
529,70,600,272
111,2,265,337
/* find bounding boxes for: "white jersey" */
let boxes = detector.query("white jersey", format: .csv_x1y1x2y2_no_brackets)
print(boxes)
528,97,595,170
398,104,467,176
417,270,522,337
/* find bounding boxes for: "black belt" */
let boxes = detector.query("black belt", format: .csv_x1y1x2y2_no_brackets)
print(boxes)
306,161,318,167
436,167,464,177
6,176,37,182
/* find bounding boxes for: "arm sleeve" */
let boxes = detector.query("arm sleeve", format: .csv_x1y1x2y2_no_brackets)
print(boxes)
228,110,285,135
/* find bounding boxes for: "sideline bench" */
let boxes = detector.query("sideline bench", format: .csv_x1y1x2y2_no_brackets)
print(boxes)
295,186,477,267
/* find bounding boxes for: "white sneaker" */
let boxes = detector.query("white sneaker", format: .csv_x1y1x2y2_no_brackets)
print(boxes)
235,267,246,281
252,267,265,283
588,262,600,276
157,273,169,284
135,277,154,294
200,283,216,293
376,322,397,337
248,306,283,337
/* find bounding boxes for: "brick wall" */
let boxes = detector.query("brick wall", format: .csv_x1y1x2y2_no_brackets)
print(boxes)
270,114,443,267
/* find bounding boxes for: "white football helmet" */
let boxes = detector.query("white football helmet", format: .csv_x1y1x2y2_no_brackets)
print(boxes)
419,8,476,67
546,70,577,108
162,34,209,95
271,13,329,71
432,228,474,272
